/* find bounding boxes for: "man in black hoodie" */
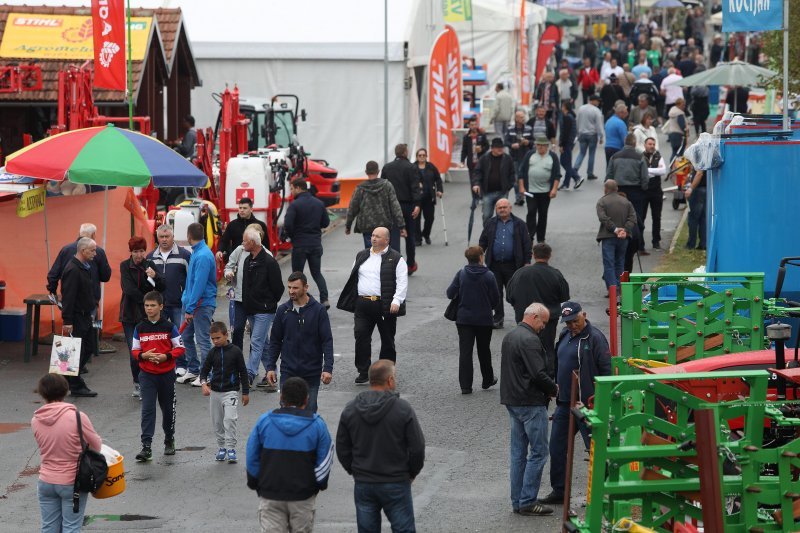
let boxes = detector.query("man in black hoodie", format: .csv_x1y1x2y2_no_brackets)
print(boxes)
336,360,425,533
241,228,285,388
382,144,422,274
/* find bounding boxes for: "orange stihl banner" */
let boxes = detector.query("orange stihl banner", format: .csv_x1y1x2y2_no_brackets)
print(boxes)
428,25,461,174
519,0,531,106
92,0,126,90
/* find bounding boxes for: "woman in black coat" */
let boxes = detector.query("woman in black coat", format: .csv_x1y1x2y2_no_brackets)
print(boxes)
120,235,164,398
414,148,444,246
446,246,500,394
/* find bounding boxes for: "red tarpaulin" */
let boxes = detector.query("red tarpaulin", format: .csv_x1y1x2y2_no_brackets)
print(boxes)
428,25,462,174
535,25,561,86
92,0,126,91
0,188,152,335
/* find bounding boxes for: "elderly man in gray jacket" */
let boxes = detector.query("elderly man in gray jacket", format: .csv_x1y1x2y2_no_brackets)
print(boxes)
606,133,649,255
596,180,637,294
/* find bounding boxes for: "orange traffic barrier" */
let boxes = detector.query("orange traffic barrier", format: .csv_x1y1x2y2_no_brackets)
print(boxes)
329,175,367,210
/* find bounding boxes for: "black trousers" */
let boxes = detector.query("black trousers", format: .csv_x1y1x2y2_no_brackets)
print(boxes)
457,324,494,390
642,187,663,247
525,193,551,243
354,298,397,374
399,202,416,266
415,195,435,241
139,370,176,446
618,185,647,249
67,313,95,391
489,262,517,321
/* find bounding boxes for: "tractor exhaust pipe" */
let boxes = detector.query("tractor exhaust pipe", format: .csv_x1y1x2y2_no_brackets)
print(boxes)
768,323,792,399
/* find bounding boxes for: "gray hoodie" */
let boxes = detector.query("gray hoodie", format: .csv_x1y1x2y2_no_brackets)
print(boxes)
336,390,425,483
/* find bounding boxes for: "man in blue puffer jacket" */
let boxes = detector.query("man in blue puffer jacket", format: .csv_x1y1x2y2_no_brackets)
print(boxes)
178,222,218,385
266,272,334,413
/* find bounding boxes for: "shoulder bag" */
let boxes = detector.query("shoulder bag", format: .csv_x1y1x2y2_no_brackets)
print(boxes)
444,271,462,321
72,409,108,512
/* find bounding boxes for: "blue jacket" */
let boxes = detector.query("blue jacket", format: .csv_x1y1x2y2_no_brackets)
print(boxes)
246,407,333,501
605,115,628,150
147,244,191,308
446,264,499,327
181,240,217,313
554,320,611,405
284,191,330,249
266,296,333,383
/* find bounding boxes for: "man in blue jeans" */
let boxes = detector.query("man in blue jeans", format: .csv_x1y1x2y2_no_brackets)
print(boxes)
574,94,605,181
241,228,284,388
177,222,217,387
541,301,611,505
336,360,425,532
284,178,331,308
596,179,637,295
500,303,557,516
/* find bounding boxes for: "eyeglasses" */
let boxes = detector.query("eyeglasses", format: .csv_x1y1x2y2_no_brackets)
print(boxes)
417,154,427,158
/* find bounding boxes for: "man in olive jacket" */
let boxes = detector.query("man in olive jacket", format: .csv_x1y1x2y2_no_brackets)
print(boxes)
500,303,557,516
345,161,406,250
596,179,637,293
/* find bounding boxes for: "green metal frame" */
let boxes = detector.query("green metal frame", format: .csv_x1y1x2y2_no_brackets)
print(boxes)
619,273,765,368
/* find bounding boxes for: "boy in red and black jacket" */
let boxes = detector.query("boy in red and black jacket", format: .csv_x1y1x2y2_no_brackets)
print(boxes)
131,291,185,462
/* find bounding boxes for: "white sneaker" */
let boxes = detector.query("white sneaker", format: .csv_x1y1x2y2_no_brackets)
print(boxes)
176,372,198,384
175,368,187,377
190,377,202,387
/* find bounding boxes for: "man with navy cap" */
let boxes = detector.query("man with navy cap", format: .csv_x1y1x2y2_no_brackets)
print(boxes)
540,301,611,506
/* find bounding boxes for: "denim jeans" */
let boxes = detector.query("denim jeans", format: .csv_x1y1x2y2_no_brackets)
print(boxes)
559,142,578,188
601,238,627,290
686,186,706,249
38,480,88,533
181,305,215,375
549,404,591,494
246,313,274,379
506,405,549,510
231,300,247,351
354,481,416,533
481,190,508,225
291,246,329,302
123,322,140,384
573,133,598,177
163,306,183,329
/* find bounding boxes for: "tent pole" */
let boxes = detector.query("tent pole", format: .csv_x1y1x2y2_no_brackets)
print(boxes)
127,0,133,130
44,197,55,334
783,0,789,130
384,0,389,165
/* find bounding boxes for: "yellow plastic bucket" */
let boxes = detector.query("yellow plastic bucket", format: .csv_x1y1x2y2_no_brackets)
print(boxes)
93,455,125,499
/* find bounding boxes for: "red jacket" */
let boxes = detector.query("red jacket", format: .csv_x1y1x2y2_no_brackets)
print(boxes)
131,316,185,374
577,67,600,90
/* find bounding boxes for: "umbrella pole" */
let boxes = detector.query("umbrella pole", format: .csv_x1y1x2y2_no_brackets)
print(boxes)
98,186,108,330
44,198,55,335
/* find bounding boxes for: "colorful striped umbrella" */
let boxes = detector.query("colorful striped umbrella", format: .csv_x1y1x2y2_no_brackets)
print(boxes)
5,124,208,188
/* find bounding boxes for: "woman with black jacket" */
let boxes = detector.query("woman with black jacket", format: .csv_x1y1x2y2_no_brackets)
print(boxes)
120,236,164,398
446,246,501,394
414,148,444,246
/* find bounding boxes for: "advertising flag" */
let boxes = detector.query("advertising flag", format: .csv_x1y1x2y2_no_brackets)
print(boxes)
520,0,531,106
442,0,472,22
722,0,783,32
91,0,126,90
428,26,462,174
535,25,560,87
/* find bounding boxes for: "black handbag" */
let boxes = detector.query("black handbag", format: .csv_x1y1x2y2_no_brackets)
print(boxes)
72,410,107,512
444,271,463,321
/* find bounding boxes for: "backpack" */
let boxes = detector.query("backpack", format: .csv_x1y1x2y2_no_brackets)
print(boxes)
72,409,108,512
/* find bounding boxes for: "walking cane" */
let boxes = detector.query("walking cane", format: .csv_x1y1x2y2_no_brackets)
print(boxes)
439,196,449,246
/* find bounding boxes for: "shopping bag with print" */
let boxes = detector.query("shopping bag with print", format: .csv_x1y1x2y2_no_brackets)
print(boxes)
49,334,81,376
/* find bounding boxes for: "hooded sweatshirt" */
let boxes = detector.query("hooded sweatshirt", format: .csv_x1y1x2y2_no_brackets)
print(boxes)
246,407,333,501
345,178,405,234
336,390,425,483
32,402,102,485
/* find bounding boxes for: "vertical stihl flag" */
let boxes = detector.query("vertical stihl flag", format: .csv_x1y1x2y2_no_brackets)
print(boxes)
428,26,462,174
92,0,126,90
519,0,531,106
535,25,560,87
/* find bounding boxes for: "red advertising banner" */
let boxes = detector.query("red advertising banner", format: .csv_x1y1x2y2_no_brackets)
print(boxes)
519,1,531,106
91,0,126,90
428,26,462,174
535,25,560,87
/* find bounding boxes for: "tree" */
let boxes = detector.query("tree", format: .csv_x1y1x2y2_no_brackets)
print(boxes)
762,0,800,99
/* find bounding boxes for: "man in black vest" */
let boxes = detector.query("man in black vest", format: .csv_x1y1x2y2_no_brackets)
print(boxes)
336,227,409,385
642,137,667,250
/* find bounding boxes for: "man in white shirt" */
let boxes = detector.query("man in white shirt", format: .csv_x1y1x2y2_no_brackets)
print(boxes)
660,68,684,118
336,227,409,384
642,137,667,250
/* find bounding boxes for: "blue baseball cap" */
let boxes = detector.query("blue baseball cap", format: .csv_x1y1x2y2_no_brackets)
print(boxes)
560,301,583,322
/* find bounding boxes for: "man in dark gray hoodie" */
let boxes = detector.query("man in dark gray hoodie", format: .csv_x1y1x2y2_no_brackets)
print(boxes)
336,360,425,532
